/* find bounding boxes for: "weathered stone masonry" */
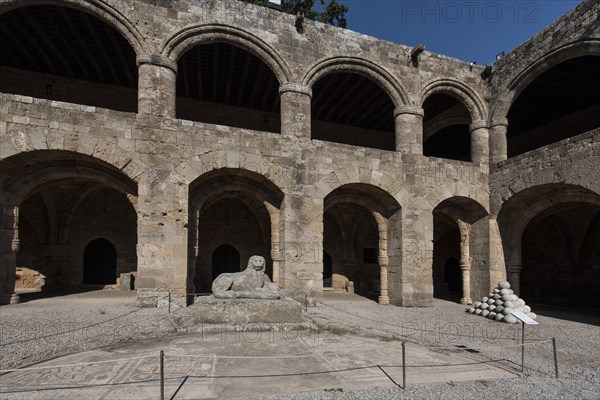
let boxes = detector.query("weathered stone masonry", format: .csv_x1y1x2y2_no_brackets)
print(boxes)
1,0,598,308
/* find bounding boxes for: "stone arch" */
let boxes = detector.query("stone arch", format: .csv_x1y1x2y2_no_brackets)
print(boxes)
302,56,410,107
432,196,489,303
315,168,400,201
491,39,600,121
420,79,488,122
0,0,146,57
162,23,291,84
496,183,600,299
425,185,490,214
1,150,139,303
188,168,284,295
323,183,401,303
4,132,148,184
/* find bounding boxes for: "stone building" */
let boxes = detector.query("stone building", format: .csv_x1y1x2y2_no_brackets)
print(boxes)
1,0,598,309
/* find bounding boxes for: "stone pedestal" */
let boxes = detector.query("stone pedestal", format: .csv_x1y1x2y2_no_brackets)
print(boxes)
190,296,303,324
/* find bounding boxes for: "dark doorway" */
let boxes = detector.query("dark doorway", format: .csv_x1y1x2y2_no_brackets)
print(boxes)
444,257,462,294
212,244,240,281
83,239,117,285
323,251,333,288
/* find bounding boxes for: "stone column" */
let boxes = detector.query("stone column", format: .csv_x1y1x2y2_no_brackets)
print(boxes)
279,83,312,139
470,120,489,164
137,54,178,117
188,207,200,295
264,202,281,285
394,105,424,154
489,118,508,163
458,221,472,305
1,205,20,305
509,261,523,296
136,171,189,308
374,213,389,305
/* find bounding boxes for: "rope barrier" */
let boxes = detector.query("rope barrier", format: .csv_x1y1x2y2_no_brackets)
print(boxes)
426,338,555,351
319,302,547,342
0,354,156,373
166,353,316,359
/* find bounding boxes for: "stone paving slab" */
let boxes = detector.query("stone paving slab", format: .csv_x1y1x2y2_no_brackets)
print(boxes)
0,331,514,399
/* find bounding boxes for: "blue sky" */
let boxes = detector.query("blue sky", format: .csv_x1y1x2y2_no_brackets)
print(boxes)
333,0,581,64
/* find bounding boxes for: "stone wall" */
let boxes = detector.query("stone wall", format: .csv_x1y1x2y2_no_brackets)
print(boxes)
1,0,598,309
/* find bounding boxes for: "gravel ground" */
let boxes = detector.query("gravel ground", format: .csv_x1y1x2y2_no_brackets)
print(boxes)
252,292,600,400
1,290,598,399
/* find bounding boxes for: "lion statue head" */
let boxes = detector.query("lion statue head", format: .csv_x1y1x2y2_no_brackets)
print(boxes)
247,255,266,272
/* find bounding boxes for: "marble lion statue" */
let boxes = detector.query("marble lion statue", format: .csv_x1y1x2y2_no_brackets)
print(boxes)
212,255,280,299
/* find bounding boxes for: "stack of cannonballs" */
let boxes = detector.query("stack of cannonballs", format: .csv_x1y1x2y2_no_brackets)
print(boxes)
466,281,537,323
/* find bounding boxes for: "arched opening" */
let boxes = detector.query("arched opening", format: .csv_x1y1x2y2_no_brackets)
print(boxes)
323,251,333,288
311,72,395,150
188,169,284,295
84,238,117,285
497,184,600,315
444,258,462,294
212,244,241,279
0,5,138,112
432,216,461,301
507,56,600,157
175,42,281,132
433,196,488,304
423,93,471,161
323,184,401,302
1,150,137,302
521,203,600,308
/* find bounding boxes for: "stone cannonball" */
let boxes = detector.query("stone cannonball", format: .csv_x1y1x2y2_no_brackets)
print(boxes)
503,314,518,324
495,299,504,307
482,309,490,317
500,288,510,296
498,281,511,289
495,314,504,322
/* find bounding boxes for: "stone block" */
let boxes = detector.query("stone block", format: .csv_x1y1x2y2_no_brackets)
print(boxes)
189,296,302,324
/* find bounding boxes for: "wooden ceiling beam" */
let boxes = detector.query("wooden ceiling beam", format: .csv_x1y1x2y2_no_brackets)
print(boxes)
211,43,219,102
44,8,90,81
236,52,252,107
81,12,119,84
0,23,41,70
59,7,105,82
103,23,134,87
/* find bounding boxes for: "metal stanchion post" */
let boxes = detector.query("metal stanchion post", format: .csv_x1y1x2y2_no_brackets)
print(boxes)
402,341,406,389
521,321,525,372
305,294,308,311
168,291,171,314
160,350,165,400
552,338,559,379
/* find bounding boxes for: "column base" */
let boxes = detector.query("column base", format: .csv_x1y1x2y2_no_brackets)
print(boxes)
378,295,390,305
460,297,472,305
10,293,21,304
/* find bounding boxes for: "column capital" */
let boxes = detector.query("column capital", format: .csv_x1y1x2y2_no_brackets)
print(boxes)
279,83,312,97
136,54,178,74
490,117,508,128
469,120,489,132
394,105,424,118
509,261,523,273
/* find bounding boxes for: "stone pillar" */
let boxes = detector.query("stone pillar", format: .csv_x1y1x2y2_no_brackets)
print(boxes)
264,202,281,285
489,118,508,163
458,221,472,304
470,120,489,164
509,261,523,296
279,83,312,139
137,54,178,117
136,171,189,308
188,207,200,295
279,194,322,304
374,213,389,305
388,203,433,307
1,205,20,305
394,105,424,154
